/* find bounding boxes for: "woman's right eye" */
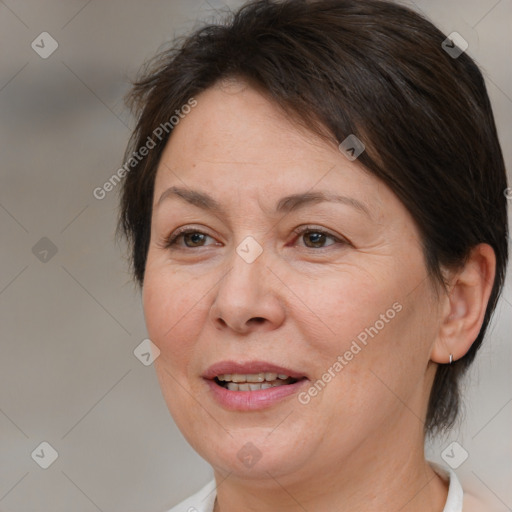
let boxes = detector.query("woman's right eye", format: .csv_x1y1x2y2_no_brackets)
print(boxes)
164,229,217,249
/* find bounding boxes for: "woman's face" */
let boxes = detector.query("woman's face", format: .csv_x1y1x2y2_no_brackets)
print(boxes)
143,81,441,484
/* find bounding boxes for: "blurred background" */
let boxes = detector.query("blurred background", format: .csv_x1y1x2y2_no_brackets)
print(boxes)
0,0,511,510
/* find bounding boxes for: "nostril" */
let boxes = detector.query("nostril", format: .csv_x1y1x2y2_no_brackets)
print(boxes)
214,316,266,331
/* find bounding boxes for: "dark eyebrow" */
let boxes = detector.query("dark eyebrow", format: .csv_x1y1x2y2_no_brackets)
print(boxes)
156,186,371,217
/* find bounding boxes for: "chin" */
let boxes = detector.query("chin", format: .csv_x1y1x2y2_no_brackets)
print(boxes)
190,427,314,482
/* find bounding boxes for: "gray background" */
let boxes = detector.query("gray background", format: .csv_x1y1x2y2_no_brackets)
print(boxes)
0,0,511,511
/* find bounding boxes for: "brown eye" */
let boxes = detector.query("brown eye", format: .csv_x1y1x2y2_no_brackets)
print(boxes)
181,232,208,247
165,229,215,249
303,231,330,248
294,227,344,249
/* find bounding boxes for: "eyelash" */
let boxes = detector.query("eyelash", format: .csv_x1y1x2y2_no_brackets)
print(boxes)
161,225,348,250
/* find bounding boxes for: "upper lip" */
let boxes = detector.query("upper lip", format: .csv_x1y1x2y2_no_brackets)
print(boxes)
203,361,307,380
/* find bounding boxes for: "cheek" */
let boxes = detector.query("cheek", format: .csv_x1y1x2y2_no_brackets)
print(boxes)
142,265,211,433
322,286,436,424
286,265,406,357
142,263,207,369
290,260,433,403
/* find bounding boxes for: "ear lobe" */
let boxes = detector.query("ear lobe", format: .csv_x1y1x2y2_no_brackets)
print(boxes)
430,243,496,364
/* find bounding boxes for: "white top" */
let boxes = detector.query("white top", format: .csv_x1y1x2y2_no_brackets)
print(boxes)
165,462,463,512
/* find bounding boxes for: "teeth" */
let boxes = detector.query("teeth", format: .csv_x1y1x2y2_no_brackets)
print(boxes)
217,372,290,383
224,380,290,392
246,373,265,383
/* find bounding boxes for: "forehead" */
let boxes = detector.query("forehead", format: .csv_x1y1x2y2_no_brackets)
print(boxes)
165,85,332,165
155,84,372,193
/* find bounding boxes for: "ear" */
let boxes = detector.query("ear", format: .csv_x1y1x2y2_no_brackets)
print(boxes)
430,243,496,364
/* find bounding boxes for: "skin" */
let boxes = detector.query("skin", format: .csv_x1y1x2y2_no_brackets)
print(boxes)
142,79,496,512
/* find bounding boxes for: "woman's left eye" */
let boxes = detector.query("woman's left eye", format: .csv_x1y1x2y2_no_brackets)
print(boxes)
293,227,345,249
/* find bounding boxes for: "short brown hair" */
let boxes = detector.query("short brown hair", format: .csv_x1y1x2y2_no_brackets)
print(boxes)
118,0,508,434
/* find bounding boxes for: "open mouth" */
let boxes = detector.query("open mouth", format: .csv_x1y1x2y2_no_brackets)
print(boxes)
204,363,308,409
213,372,301,391
214,373,301,391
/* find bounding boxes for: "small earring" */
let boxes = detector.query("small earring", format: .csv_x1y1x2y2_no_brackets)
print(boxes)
449,354,453,364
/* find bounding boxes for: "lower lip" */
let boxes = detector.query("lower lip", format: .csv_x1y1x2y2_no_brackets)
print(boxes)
205,379,308,411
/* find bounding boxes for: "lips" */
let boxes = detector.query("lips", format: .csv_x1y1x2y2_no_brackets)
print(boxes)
203,361,307,382
202,361,308,410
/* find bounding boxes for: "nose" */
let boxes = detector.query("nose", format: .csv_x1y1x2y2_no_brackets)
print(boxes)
208,243,286,334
